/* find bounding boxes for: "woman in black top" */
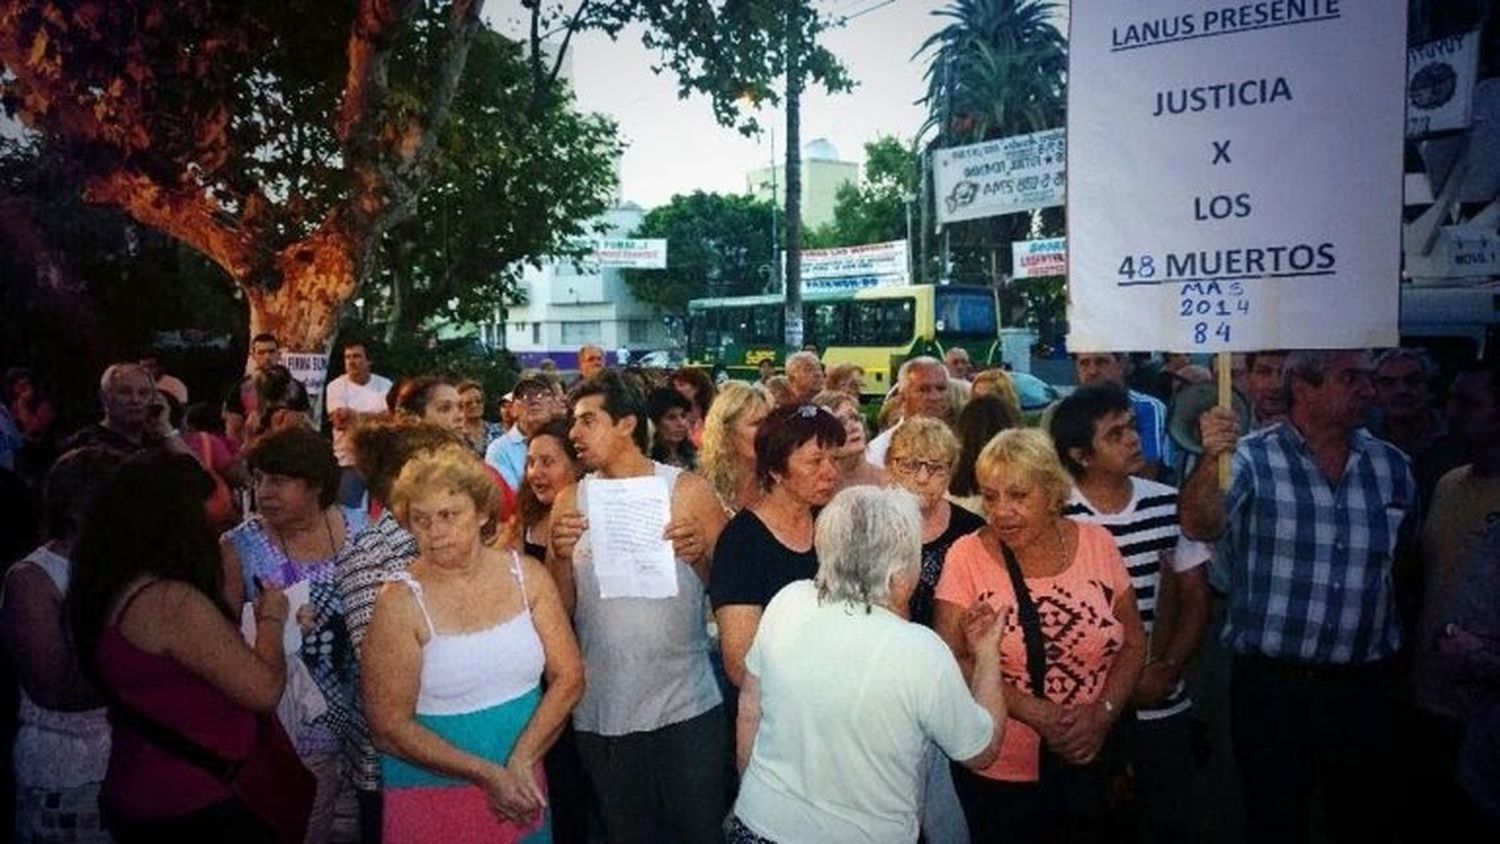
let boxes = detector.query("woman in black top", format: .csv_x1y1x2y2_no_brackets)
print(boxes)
708,404,845,688
647,387,698,470
507,419,581,562
886,417,985,628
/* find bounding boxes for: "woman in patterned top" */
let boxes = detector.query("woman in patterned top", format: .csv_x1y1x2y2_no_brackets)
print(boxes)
221,426,369,843
336,420,463,842
934,429,1145,844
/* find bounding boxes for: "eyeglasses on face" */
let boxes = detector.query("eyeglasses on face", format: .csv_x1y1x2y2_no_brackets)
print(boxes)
891,457,950,478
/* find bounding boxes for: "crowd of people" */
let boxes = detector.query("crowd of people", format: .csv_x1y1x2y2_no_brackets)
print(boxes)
0,334,1496,844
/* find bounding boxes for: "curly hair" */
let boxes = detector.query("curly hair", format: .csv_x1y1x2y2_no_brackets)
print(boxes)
351,419,465,505
699,380,771,508
389,443,504,546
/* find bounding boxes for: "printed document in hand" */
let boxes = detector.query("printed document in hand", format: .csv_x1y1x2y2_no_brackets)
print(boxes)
238,578,311,653
587,475,679,599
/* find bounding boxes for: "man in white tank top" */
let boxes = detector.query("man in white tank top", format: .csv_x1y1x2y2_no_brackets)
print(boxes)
548,370,730,843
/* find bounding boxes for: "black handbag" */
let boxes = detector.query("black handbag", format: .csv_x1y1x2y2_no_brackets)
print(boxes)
991,531,1131,819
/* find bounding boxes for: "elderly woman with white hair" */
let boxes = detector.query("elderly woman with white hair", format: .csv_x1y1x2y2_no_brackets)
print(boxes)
728,486,1008,844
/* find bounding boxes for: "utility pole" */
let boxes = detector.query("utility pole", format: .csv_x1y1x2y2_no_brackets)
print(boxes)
770,126,780,293
783,1,805,351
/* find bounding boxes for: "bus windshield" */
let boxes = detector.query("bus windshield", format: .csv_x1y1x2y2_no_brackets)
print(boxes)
934,288,998,338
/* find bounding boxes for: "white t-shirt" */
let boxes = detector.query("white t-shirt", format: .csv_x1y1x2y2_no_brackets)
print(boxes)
324,373,392,466
736,580,993,844
864,420,902,469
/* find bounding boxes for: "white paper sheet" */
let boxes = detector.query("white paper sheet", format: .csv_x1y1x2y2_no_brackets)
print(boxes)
586,476,679,599
238,578,311,653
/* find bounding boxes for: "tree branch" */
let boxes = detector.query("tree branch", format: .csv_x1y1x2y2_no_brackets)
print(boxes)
536,0,591,115
83,171,258,282
337,0,422,149
399,0,484,183
337,0,483,241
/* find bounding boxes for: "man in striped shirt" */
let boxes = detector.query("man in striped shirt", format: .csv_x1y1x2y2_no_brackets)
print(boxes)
1074,353,1172,480
1051,384,1211,843
1182,349,1416,844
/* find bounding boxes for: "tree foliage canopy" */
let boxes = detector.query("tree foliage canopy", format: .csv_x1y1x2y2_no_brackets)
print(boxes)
916,0,1066,145
915,0,1067,333
0,0,843,353
369,27,621,339
624,191,777,314
808,135,919,249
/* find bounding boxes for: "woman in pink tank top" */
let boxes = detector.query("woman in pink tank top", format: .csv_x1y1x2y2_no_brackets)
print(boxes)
69,450,313,843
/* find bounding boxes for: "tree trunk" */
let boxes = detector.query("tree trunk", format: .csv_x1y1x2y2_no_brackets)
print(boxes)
243,224,363,355
782,3,805,353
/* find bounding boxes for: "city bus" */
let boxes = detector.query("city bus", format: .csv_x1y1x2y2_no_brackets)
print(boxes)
686,283,1001,397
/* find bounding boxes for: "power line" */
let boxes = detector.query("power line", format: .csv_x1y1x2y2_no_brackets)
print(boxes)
839,0,900,24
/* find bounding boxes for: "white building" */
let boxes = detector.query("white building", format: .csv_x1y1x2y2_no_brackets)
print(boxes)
746,138,861,230
482,202,673,371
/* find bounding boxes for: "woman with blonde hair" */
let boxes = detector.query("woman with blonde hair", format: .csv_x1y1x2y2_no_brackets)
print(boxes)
825,363,866,399
934,429,1145,843
698,381,771,514
811,389,885,491
364,444,583,842
970,369,1022,419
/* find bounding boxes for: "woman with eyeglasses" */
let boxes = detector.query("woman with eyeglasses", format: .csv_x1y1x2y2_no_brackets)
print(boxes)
885,418,987,844
811,389,886,492
221,427,370,842
885,418,986,629
708,404,844,689
456,380,503,457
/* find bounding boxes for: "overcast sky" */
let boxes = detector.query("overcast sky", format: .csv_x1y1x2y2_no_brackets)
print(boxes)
485,0,964,209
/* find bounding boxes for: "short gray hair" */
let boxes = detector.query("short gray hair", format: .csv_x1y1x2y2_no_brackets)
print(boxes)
1374,347,1438,378
787,350,821,372
1282,349,1373,405
899,356,944,386
814,486,922,611
99,362,150,394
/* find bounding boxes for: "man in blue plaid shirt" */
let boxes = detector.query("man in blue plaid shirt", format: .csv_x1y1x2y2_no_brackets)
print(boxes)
1182,349,1416,844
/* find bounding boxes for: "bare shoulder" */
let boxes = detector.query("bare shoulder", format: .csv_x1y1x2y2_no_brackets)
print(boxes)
1,562,60,606
672,470,717,506
517,552,551,585
553,481,580,511
370,578,421,623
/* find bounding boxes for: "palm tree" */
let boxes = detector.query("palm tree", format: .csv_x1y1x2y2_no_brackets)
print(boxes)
915,0,1067,326
916,0,1067,145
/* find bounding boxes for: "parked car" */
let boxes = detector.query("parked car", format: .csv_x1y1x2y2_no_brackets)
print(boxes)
1011,371,1064,411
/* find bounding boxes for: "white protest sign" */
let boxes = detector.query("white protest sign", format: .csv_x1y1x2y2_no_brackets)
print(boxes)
1406,30,1480,138
1067,0,1405,353
1012,237,1067,280
933,129,1065,224
282,352,329,400
591,238,667,269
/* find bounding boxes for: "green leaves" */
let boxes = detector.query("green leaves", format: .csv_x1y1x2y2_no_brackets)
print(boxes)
623,191,778,314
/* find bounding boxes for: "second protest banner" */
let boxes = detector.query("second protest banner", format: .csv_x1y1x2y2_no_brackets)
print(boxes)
1066,0,1405,353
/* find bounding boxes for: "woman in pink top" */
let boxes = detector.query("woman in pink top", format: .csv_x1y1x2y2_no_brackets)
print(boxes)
934,429,1146,844
68,450,312,843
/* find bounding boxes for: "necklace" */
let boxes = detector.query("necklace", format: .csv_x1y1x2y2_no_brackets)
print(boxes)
991,518,1069,578
270,509,338,564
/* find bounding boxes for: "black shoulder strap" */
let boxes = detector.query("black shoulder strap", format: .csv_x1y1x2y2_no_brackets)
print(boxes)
102,581,240,783
994,534,1049,701
105,690,240,782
